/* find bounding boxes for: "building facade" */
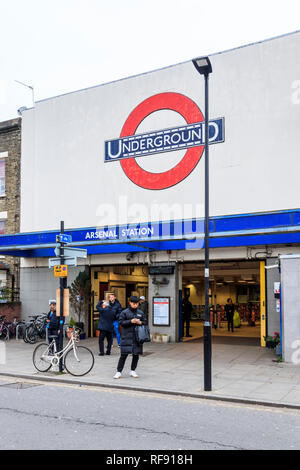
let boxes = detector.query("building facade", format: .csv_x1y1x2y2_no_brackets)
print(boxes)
1,32,300,360
0,118,21,304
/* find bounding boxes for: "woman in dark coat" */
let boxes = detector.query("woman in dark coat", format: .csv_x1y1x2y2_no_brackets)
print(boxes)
113,295,147,379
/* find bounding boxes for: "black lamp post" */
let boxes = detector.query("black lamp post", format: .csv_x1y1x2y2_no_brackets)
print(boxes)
192,56,212,391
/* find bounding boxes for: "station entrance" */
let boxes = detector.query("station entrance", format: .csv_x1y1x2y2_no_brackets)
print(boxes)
90,264,149,335
181,260,265,344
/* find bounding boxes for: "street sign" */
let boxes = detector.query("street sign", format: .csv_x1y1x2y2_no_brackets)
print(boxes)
54,265,68,277
56,234,72,244
49,257,77,268
54,246,87,258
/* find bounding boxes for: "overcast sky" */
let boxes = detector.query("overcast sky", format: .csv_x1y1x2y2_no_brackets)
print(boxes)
1,0,299,122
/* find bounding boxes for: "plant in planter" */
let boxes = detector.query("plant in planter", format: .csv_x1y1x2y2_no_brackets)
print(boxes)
67,317,76,339
264,331,280,349
69,271,91,339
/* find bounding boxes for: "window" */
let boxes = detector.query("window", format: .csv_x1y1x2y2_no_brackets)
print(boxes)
0,221,5,235
0,160,5,196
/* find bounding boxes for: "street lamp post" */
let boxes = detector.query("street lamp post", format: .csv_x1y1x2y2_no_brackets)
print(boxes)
192,56,212,391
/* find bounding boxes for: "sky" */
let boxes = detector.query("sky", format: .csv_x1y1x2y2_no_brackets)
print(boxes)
1,0,300,122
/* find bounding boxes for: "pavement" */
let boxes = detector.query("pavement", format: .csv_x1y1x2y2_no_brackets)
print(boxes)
1,334,300,410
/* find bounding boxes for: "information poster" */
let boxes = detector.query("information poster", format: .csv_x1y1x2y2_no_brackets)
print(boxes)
153,297,170,326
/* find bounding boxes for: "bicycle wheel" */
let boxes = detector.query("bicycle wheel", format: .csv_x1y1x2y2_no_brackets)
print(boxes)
32,343,52,372
25,326,38,344
0,326,9,341
64,346,94,376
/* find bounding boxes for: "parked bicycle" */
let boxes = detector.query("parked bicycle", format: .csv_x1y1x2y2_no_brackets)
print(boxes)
24,314,48,344
32,328,94,376
0,315,10,340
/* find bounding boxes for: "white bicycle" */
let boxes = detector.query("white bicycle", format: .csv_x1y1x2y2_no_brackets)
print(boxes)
32,329,94,376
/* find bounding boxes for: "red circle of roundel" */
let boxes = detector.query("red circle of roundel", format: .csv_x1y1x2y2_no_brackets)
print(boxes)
120,92,204,190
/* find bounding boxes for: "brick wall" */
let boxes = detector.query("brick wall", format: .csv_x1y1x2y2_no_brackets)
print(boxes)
0,118,21,299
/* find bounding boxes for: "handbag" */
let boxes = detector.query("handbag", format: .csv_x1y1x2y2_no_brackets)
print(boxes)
135,324,151,344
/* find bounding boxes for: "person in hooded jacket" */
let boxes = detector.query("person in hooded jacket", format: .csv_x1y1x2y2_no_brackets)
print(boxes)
113,295,147,379
96,300,116,356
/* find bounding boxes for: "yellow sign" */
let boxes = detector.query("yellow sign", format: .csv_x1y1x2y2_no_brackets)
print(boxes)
54,265,68,277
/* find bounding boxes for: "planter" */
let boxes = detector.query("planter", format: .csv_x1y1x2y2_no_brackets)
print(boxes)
152,334,162,343
275,344,281,356
79,333,86,340
95,330,100,338
67,328,74,340
161,334,170,343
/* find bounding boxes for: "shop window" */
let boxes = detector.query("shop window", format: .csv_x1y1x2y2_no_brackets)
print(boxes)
0,160,5,196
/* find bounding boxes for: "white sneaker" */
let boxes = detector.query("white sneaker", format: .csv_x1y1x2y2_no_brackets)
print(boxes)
130,370,139,378
113,372,122,379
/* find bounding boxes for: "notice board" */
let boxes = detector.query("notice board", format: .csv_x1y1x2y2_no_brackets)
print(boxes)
153,297,170,326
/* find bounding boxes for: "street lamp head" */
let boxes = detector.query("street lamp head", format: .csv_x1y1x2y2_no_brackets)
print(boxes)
192,56,212,76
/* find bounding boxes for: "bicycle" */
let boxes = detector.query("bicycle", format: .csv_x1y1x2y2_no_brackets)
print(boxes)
32,328,94,376
0,315,10,340
24,314,47,344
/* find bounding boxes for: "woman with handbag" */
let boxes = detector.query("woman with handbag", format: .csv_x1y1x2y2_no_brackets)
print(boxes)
113,295,147,379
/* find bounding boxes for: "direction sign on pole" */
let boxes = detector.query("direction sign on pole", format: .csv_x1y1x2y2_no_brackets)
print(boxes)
49,257,77,268
54,246,87,258
56,234,72,244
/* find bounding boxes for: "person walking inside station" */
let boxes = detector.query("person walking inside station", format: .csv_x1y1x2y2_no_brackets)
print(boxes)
182,295,193,337
225,298,235,333
46,300,64,352
96,300,115,356
108,293,122,347
114,295,147,379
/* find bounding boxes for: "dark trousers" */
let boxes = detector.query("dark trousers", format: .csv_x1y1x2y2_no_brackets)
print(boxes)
99,330,112,355
183,314,191,336
227,316,234,332
117,353,139,372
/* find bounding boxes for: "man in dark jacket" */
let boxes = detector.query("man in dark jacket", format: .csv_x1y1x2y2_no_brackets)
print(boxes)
182,296,193,337
225,298,234,332
96,300,116,356
46,301,64,352
113,295,147,379
108,293,122,347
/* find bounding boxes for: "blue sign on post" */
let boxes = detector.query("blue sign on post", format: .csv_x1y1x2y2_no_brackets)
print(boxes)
58,234,72,244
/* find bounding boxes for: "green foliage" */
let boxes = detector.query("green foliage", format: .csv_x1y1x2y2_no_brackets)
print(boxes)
68,271,91,325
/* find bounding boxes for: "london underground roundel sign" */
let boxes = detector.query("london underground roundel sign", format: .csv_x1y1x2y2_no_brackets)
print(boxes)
104,92,224,190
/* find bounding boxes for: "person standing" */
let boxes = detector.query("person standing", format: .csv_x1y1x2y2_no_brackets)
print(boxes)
139,296,148,324
46,301,64,352
96,300,115,356
182,296,193,337
108,293,122,347
113,295,146,379
225,298,234,332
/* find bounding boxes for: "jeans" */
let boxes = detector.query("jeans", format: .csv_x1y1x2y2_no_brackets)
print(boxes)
111,320,121,346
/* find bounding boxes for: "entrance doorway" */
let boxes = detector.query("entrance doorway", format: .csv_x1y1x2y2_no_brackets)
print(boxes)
90,264,149,336
181,260,265,344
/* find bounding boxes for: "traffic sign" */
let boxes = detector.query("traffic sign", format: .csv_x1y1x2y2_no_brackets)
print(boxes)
56,234,72,244
54,246,87,258
49,257,77,268
54,265,68,277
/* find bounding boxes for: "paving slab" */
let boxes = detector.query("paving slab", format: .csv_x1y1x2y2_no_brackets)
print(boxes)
0,337,300,408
